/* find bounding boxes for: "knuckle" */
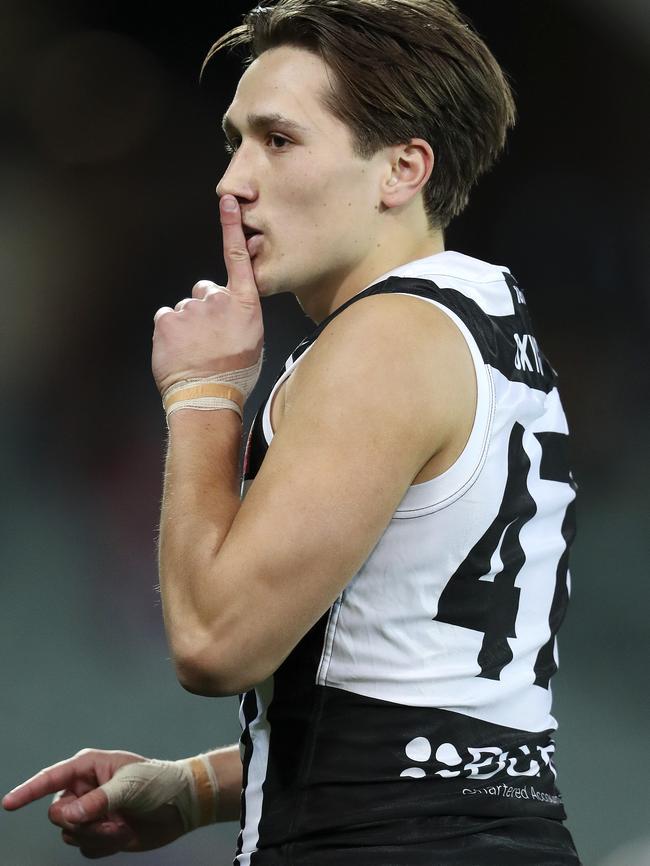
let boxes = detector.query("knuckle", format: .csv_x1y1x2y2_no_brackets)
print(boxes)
227,245,249,261
205,289,229,304
174,298,193,312
192,280,215,295
204,285,229,298
155,310,173,327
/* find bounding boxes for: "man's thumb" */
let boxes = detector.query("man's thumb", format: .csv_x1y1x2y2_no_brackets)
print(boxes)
60,787,109,824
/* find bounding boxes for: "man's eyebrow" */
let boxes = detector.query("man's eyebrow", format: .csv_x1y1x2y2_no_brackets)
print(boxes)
221,112,309,137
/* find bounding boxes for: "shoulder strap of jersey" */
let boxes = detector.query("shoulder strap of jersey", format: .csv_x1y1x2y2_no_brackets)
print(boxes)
290,276,557,393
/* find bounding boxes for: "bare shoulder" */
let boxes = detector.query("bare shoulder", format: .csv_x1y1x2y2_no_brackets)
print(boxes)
282,292,476,464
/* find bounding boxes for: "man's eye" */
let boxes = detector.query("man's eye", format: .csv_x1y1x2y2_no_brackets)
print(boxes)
224,139,240,155
268,134,289,149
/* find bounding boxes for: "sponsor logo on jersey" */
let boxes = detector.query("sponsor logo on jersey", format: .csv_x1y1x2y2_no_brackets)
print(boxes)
400,736,557,781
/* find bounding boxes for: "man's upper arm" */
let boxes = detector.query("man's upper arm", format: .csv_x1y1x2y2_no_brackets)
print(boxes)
203,293,476,693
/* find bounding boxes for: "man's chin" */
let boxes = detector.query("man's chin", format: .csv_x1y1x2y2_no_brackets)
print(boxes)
252,264,291,299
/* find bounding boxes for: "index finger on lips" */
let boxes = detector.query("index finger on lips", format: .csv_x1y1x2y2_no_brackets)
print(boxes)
220,195,257,297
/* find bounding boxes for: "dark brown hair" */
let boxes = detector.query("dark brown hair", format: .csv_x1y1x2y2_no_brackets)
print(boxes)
203,0,516,230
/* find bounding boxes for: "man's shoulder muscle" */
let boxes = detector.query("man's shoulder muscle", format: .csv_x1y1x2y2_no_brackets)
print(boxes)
277,291,477,477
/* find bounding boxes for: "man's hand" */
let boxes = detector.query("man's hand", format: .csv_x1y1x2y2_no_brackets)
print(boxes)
152,194,264,396
2,749,185,857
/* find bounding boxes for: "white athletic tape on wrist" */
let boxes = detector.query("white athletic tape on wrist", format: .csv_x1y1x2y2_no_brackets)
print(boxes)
100,755,219,832
161,355,263,423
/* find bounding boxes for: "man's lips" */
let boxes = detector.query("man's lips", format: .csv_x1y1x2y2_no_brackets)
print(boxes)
246,232,264,257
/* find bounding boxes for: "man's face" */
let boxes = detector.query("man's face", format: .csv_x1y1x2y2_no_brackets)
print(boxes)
216,46,387,300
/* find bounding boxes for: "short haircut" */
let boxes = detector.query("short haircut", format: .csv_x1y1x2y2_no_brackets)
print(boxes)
204,0,516,230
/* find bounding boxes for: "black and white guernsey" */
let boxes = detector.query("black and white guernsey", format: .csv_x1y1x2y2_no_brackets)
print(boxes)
235,251,577,865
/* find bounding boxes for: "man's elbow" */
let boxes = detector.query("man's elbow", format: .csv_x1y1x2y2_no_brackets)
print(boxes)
173,661,231,697
172,641,267,697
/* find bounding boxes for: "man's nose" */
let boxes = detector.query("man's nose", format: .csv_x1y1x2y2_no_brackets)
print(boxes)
216,149,257,202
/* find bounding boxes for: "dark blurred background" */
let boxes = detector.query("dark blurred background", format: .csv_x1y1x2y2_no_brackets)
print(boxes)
1,1,648,864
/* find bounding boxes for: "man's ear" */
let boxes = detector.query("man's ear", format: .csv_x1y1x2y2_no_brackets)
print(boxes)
380,139,435,209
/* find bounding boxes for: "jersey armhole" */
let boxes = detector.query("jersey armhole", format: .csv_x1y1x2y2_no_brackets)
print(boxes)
392,294,495,518
261,343,317,444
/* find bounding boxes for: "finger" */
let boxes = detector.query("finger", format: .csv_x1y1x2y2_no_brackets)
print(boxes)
153,306,174,324
192,280,231,300
3,758,90,810
62,817,133,853
52,788,71,805
50,789,101,831
174,298,193,312
78,831,130,860
57,787,109,825
49,790,80,831
219,195,257,297
62,830,80,847
72,821,135,860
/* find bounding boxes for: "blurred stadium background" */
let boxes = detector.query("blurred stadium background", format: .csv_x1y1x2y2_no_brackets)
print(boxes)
1,1,648,863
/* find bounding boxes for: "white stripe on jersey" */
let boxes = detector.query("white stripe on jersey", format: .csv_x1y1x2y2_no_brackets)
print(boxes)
235,677,274,865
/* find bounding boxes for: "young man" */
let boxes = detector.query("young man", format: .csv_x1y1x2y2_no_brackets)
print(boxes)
3,1,581,863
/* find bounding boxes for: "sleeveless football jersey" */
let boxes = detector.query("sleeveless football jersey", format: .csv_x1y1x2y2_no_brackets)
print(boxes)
234,251,577,865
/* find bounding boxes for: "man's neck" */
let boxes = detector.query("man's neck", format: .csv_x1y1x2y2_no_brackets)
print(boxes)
298,230,446,323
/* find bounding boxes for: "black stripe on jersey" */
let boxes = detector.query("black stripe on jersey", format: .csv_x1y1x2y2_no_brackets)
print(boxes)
534,498,575,689
243,402,270,482
533,432,577,689
243,344,305,484
235,689,259,859
252,611,331,852
504,270,524,308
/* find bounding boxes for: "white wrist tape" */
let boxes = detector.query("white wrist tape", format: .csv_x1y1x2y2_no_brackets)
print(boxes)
162,355,263,423
100,755,219,833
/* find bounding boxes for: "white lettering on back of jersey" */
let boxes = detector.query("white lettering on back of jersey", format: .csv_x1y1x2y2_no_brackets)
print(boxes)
513,284,526,304
514,333,543,374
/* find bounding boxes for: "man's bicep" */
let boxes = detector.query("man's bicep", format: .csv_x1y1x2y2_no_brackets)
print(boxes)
218,399,421,686
213,297,469,689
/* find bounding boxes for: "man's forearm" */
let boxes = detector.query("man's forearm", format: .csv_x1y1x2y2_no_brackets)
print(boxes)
207,744,243,823
159,409,243,689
